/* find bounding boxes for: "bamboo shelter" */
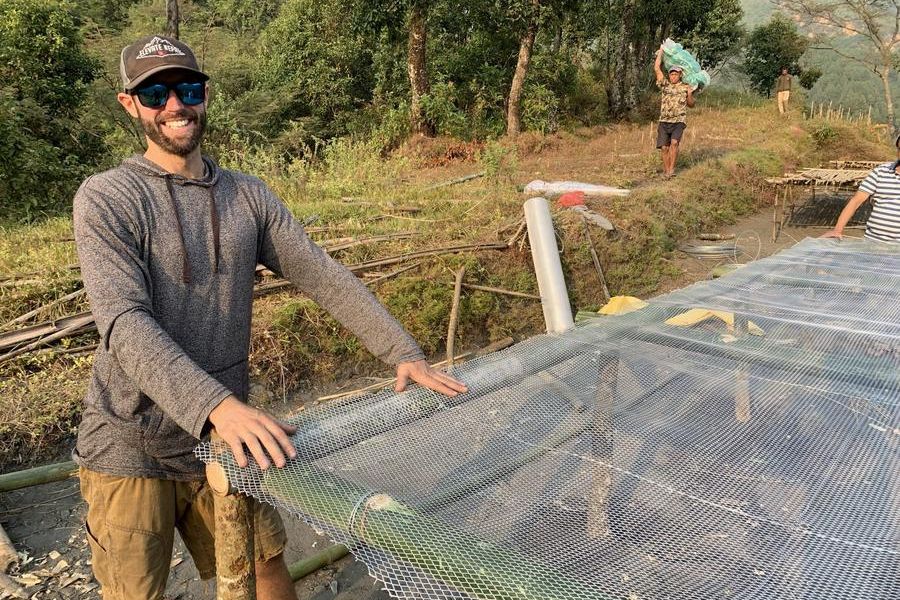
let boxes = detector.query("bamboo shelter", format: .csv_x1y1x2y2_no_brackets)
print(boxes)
199,238,899,600
766,167,872,240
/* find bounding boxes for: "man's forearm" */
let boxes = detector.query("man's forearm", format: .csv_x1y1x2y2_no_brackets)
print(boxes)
107,308,233,438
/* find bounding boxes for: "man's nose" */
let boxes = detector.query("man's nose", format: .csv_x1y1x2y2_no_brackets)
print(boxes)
164,89,186,111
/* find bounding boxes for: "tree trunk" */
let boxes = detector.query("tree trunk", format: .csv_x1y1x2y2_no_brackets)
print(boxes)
879,64,896,136
507,0,541,137
408,3,435,137
166,0,180,39
607,0,638,117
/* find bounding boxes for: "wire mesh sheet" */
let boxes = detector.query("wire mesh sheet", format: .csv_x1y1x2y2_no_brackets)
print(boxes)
197,237,899,600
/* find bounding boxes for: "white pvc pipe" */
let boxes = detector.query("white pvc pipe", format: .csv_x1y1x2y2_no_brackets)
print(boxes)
524,197,575,333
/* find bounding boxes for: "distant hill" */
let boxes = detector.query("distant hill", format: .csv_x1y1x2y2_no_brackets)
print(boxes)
740,0,776,27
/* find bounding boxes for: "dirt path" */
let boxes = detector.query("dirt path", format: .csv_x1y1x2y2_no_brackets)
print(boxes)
0,200,846,600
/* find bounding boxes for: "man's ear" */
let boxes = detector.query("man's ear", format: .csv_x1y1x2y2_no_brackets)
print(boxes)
117,92,140,118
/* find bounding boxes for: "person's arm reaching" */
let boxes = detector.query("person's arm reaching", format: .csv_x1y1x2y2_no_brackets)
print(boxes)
686,86,695,108
74,182,296,469
821,190,871,239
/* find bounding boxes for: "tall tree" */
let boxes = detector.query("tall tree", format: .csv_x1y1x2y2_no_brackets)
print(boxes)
605,0,743,118
779,0,900,133
743,14,809,96
166,0,179,39
507,0,542,136
407,1,435,136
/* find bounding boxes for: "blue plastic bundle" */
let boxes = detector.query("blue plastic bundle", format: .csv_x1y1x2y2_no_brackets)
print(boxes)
661,38,710,90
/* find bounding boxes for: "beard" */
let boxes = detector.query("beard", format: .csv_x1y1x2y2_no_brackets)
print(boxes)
139,108,207,156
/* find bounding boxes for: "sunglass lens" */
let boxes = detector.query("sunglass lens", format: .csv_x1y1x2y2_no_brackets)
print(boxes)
175,82,205,105
136,84,168,108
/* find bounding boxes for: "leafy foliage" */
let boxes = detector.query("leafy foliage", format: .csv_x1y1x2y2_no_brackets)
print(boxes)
0,0,103,222
743,15,809,95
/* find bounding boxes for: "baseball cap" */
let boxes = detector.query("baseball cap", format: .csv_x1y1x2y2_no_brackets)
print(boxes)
120,35,209,92
668,65,684,73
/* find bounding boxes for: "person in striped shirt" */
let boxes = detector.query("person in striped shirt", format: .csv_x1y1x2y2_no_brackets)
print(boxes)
823,139,900,241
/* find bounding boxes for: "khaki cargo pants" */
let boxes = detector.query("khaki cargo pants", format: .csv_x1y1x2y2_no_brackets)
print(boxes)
79,467,287,600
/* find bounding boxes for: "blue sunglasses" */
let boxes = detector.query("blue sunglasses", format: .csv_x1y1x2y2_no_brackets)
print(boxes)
133,81,205,109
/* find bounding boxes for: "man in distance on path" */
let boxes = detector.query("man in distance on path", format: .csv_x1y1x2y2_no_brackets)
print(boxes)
73,34,467,600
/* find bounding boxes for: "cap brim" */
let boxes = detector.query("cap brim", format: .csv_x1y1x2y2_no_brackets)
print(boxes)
125,65,209,91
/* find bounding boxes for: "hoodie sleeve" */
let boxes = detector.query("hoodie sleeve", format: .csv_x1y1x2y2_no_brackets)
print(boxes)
73,180,231,439
251,181,425,365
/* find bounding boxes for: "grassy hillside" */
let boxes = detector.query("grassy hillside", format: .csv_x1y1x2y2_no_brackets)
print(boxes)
0,93,891,469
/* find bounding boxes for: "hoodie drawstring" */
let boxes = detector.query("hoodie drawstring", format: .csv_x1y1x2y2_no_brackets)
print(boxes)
209,186,220,274
164,175,221,283
164,176,192,284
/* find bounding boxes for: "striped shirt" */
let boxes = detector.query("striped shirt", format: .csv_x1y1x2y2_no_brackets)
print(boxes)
859,161,900,242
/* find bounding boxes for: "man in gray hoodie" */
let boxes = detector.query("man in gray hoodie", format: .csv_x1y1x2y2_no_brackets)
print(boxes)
73,35,467,600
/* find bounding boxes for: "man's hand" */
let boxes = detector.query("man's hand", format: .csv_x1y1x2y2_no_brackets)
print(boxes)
820,229,843,240
208,395,297,469
395,360,468,397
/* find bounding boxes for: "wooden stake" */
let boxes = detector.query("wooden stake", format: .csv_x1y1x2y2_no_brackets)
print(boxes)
0,461,77,493
446,267,466,365
0,524,18,573
439,281,540,300
580,216,611,302
208,432,256,600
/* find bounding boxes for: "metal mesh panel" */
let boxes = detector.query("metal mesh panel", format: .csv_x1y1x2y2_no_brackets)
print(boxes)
197,238,899,600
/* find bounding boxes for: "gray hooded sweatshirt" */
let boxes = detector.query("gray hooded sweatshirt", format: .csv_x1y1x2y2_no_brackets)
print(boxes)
72,155,424,480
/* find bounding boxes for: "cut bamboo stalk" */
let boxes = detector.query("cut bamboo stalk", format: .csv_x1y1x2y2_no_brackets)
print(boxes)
347,242,509,273
0,572,25,599
438,281,540,300
364,261,423,287
0,317,95,364
0,461,77,493
446,267,466,366
208,432,256,600
264,464,609,600
286,367,683,583
424,171,486,190
580,216,611,302
1,289,85,331
0,313,93,353
0,524,18,572
287,544,349,581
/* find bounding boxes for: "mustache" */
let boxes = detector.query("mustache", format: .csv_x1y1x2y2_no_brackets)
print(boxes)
154,108,197,125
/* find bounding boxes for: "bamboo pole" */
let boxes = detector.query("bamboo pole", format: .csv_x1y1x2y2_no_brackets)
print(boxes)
580,216,611,302
0,524,18,573
446,267,466,366
424,171,486,190
438,282,541,300
1,289,85,330
274,367,688,588
0,461,77,493
264,464,610,600
208,432,256,600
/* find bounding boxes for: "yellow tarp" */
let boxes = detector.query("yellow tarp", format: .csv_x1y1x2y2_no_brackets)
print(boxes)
665,308,765,336
599,296,649,315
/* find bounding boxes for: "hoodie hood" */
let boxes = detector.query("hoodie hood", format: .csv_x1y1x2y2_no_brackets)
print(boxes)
122,154,221,187
122,154,222,283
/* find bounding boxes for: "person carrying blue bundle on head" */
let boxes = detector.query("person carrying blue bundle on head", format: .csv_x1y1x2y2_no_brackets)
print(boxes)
654,47,695,178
